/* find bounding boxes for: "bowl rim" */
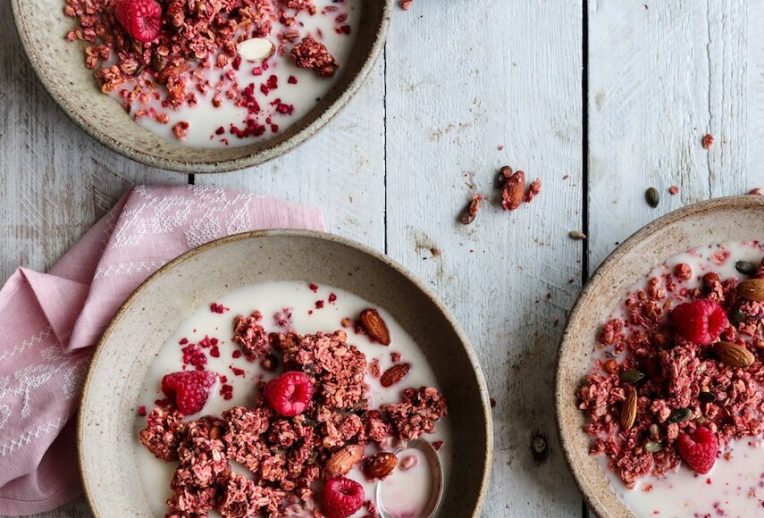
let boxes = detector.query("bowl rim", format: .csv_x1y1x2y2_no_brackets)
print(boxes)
77,228,494,517
10,0,393,174
555,195,764,518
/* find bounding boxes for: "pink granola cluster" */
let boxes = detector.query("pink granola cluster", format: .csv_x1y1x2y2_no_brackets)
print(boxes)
140,328,447,517
578,258,764,487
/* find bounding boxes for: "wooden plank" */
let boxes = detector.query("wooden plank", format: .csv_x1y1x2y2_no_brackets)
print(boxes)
385,2,584,516
588,0,764,271
0,2,184,284
194,59,387,252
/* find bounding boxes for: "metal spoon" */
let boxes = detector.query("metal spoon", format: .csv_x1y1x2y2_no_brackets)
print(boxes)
375,439,444,518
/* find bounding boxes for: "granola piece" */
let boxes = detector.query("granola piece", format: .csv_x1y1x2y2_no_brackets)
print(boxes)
290,36,339,77
383,387,448,441
232,311,270,359
363,409,392,444
139,407,187,461
222,406,272,470
282,0,316,14
218,473,286,518
277,331,368,410
317,407,365,450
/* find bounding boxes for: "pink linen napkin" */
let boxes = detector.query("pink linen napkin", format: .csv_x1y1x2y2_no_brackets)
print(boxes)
0,185,324,515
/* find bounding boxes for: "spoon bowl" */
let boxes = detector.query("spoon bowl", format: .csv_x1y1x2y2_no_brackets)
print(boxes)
376,439,444,518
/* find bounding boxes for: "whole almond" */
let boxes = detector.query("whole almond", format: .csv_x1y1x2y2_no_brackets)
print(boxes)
363,452,398,480
380,363,411,388
360,308,391,345
737,278,764,301
621,386,637,431
325,444,364,477
501,169,526,211
715,341,755,368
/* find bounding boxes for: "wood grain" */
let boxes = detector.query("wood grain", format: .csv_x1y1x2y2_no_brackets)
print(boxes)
385,1,584,516
0,1,184,284
588,0,764,271
194,58,386,251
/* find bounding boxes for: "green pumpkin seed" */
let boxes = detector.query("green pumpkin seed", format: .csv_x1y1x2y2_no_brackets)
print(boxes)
730,309,747,325
645,187,660,208
619,369,646,384
698,391,716,403
735,260,758,276
668,407,693,423
645,441,663,453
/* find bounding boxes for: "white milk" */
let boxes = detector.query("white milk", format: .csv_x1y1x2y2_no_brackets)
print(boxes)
592,241,764,517
114,1,359,147
133,280,451,517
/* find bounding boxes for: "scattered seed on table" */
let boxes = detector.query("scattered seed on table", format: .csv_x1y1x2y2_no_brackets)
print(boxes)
701,133,714,149
645,187,660,208
668,185,679,195
568,230,587,240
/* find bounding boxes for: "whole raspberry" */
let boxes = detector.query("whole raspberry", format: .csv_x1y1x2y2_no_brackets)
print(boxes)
669,299,728,345
322,477,364,518
264,371,313,417
161,371,216,415
677,427,718,474
114,0,162,43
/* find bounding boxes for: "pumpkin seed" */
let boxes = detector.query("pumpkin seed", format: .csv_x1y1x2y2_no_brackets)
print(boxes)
645,441,663,453
619,369,646,384
668,407,693,423
730,309,747,325
698,391,716,403
645,187,660,208
735,260,758,276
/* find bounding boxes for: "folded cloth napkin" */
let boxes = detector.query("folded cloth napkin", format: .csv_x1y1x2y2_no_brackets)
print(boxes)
0,185,324,515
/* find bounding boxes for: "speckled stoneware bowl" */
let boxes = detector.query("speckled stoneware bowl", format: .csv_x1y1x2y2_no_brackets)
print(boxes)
79,230,493,517
11,1,392,173
556,196,764,517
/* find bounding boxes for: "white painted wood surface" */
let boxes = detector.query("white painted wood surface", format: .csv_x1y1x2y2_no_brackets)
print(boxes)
3,0,764,517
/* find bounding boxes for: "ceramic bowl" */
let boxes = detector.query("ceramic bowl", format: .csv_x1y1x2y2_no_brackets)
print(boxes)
79,230,493,517
556,195,764,517
11,1,392,173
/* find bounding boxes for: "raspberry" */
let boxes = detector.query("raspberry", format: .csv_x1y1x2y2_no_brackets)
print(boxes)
114,0,162,43
677,427,718,474
669,299,728,345
264,371,313,417
322,477,364,518
161,371,216,415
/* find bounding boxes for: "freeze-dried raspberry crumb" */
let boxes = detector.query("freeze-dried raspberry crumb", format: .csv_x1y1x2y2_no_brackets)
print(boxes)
669,185,679,195
233,311,270,359
114,0,162,43
172,121,190,141
290,36,338,77
525,179,542,203
139,407,186,461
264,371,314,416
323,477,364,518
701,133,714,149
670,299,729,345
161,370,217,415
181,343,207,370
137,405,147,416
678,427,718,474
210,303,229,314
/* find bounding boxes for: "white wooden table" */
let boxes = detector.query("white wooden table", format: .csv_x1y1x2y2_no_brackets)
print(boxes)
2,1,764,516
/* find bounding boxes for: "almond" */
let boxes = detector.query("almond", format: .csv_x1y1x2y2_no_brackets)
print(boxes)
620,386,637,431
360,308,391,345
363,452,397,480
715,341,755,368
236,38,275,62
324,444,364,477
500,167,525,211
380,363,411,388
737,278,764,301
